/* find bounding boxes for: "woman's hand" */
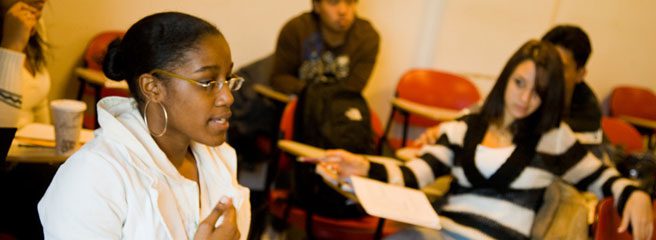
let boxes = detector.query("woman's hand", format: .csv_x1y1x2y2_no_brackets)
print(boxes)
413,125,441,147
194,197,240,240
618,191,653,240
323,149,370,180
1,2,38,51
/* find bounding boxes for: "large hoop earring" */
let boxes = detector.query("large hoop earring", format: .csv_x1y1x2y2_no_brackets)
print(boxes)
144,100,168,137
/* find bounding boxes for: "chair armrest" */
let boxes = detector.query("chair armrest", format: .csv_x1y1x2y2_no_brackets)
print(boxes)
253,83,293,104
620,115,656,130
278,139,402,165
75,67,106,86
278,139,440,202
391,98,461,122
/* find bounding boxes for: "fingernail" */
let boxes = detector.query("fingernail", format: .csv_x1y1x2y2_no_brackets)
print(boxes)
220,197,229,204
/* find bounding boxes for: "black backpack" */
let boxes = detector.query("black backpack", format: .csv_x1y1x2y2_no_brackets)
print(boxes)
294,83,375,154
291,82,375,218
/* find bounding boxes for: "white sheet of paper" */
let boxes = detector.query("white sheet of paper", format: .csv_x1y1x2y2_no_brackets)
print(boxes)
351,176,441,230
16,123,94,143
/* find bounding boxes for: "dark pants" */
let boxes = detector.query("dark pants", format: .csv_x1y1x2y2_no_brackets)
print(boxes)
0,162,61,240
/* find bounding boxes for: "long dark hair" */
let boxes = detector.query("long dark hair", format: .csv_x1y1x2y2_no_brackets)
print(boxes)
480,40,565,141
102,12,222,103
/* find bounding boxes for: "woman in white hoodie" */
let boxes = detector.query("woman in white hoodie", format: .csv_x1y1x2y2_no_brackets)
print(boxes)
38,12,250,240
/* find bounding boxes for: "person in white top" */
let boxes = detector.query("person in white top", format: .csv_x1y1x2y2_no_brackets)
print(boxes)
1,0,50,160
0,0,50,129
38,12,250,240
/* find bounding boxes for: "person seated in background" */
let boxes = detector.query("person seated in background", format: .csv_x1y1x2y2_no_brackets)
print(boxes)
270,0,379,95
38,12,249,239
1,2,52,238
541,25,603,152
268,0,381,220
416,25,603,154
1,0,50,158
321,40,653,240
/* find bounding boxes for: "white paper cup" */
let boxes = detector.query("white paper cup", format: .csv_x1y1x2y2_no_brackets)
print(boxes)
50,99,87,155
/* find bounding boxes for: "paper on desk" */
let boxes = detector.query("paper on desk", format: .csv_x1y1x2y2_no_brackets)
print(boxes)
16,123,94,143
351,176,441,230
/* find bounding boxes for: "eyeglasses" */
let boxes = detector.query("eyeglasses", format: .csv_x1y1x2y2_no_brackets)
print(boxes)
150,69,244,92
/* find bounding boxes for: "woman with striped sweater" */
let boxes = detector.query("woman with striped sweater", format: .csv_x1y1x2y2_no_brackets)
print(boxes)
322,40,653,239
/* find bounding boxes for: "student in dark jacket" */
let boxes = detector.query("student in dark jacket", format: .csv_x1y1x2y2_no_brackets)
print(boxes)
270,0,380,95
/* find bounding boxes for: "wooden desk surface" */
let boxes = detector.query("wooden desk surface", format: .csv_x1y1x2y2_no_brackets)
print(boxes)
391,98,462,122
620,115,656,130
7,124,93,164
277,140,402,165
6,140,71,164
75,68,128,89
252,83,293,103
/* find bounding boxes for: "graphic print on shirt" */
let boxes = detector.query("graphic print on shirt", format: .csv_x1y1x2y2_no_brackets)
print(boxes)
299,33,349,84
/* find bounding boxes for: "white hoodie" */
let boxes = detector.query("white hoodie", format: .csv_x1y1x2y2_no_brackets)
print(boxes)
38,97,250,240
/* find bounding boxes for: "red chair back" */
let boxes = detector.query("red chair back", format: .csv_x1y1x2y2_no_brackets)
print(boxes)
395,69,481,127
602,117,644,153
84,31,125,71
609,86,656,120
594,198,656,240
277,100,297,171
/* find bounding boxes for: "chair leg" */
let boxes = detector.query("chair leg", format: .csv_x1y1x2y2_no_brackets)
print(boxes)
93,85,102,129
305,204,315,240
76,80,86,100
373,218,386,240
378,108,396,154
401,111,410,147
263,108,284,198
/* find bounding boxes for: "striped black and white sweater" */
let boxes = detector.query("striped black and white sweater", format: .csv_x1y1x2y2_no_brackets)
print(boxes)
368,114,640,240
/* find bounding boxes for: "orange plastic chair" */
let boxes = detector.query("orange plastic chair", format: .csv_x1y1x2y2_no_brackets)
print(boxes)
76,31,130,129
268,99,398,240
602,117,645,153
610,86,656,120
593,198,656,240
609,86,656,149
380,69,480,150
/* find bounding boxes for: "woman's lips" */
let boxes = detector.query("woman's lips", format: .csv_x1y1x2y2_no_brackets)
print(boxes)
209,113,231,130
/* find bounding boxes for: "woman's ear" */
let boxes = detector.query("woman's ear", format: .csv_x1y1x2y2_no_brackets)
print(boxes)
138,73,165,102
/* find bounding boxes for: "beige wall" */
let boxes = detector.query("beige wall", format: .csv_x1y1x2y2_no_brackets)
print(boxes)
429,0,656,109
42,0,655,125
42,0,309,100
